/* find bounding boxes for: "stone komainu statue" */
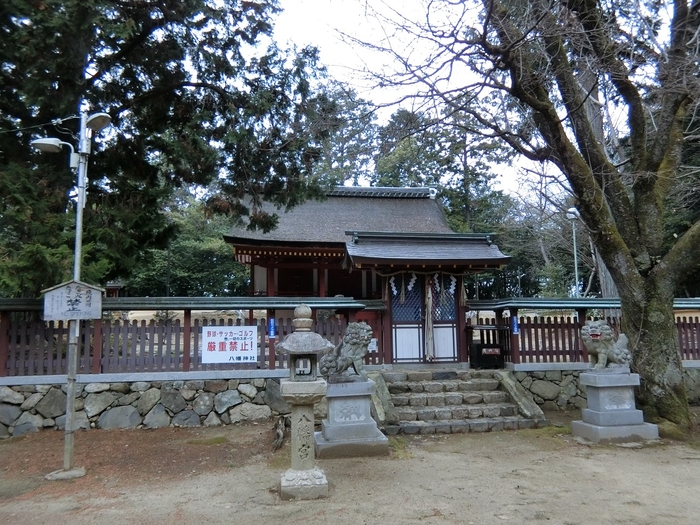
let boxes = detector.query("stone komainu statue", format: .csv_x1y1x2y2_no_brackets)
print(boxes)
580,320,632,369
319,322,373,378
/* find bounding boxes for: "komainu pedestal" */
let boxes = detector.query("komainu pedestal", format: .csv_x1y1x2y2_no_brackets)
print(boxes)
314,377,389,459
571,370,659,443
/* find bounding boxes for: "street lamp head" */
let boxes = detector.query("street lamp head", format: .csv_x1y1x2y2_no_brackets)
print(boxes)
31,137,79,168
31,137,69,154
566,207,580,221
85,112,111,133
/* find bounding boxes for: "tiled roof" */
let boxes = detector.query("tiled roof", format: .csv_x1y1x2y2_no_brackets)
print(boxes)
224,187,452,245
343,232,511,269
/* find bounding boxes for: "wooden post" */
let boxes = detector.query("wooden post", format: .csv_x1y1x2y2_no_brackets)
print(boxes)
183,309,191,372
576,308,588,363
91,319,102,374
494,308,505,365
318,265,326,297
509,307,521,364
383,283,393,365
267,266,275,297
456,298,468,363
268,309,276,370
268,338,276,370
0,311,9,377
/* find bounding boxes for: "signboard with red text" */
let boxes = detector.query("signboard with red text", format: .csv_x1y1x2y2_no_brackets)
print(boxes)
200,326,258,364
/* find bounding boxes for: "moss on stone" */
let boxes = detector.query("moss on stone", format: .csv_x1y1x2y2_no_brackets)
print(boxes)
657,419,691,440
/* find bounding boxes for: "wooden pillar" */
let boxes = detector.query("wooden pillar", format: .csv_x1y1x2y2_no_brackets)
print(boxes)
457,297,468,363
576,308,588,363
267,266,275,297
183,309,192,372
318,265,326,298
509,307,521,364
91,318,102,374
383,279,393,364
576,308,588,326
0,311,9,377
494,308,503,345
268,309,276,370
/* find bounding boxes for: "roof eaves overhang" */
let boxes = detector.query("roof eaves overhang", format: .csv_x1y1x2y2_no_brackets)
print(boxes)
344,231,496,244
343,255,511,271
223,236,343,250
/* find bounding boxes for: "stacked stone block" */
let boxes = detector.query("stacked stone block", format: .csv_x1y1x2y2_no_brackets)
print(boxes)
512,370,588,411
0,379,290,438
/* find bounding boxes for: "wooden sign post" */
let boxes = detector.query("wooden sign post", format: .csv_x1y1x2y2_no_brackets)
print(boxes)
42,280,103,480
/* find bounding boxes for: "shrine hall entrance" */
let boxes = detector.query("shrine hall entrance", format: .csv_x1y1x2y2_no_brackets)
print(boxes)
390,273,459,363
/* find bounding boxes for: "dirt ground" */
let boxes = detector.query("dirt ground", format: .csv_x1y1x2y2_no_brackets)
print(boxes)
2,411,700,525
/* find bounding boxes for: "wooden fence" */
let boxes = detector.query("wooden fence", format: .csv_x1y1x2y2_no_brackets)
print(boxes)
3,313,700,376
516,316,585,364
676,317,700,361
469,315,700,365
1,316,349,377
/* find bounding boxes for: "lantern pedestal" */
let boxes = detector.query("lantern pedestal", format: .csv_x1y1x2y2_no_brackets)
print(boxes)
279,378,328,500
314,377,388,458
275,303,335,500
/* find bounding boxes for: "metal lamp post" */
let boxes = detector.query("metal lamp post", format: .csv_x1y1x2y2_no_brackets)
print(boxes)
566,207,581,298
31,109,111,479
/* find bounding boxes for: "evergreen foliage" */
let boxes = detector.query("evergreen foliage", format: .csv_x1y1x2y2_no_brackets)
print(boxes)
0,0,337,297
125,192,249,297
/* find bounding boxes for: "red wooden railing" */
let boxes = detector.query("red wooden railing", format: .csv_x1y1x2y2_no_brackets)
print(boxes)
517,316,584,364
3,312,700,376
467,315,700,365
0,315,349,377
676,317,700,361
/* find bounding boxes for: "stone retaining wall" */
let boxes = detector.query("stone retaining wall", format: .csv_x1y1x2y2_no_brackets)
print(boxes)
4,368,700,435
512,371,587,412
0,378,292,439
512,368,700,411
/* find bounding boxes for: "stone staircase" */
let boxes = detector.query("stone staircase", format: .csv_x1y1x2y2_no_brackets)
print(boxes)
379,369,549,435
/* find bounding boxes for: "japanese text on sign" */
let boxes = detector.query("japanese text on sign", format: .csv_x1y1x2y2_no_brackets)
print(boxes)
200,326,258,364
43,281,102,321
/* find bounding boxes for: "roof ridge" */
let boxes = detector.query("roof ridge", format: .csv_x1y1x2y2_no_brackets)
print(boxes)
345,231,495,244
327,186,436,199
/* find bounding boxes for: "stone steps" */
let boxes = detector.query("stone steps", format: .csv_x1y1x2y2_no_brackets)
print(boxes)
380,369,549,435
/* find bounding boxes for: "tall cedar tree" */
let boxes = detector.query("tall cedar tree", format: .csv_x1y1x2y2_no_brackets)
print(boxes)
0,0,337,297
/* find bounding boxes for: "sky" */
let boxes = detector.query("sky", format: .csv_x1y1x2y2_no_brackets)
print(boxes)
272,0,419,113
273,1,376,88
271,1,525,194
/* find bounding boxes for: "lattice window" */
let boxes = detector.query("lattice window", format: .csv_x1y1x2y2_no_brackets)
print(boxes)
430,274,456,322
390,273,423,322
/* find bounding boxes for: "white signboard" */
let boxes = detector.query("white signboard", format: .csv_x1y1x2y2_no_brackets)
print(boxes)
201,325,258,364
43,281,103,321
368,338,378,352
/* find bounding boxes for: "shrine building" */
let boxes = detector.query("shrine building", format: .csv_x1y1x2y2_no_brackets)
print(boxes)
223,186,510,364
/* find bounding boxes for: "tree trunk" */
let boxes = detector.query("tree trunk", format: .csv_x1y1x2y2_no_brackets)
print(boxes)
620,286,689,426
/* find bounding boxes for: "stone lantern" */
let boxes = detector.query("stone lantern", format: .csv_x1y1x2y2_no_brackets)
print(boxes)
275,304,334,500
